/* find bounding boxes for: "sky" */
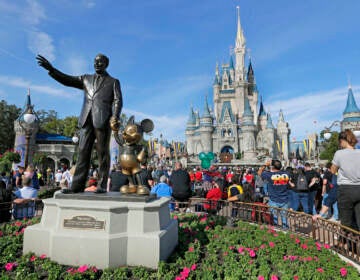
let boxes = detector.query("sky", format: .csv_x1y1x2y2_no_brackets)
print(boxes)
0,0,359,143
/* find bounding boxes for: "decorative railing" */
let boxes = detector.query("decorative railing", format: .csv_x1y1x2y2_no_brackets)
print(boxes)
174,198,360,265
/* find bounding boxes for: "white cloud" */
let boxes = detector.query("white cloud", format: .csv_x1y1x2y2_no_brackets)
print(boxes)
0,75,75,98
267,86,359,139
23,0,46,25
27,31,55,62
123,108,187,141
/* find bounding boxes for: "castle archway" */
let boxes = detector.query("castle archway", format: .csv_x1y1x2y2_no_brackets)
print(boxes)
220,145,234,154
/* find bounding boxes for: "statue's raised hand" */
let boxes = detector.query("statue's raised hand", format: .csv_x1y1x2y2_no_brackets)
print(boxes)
36,54,53,71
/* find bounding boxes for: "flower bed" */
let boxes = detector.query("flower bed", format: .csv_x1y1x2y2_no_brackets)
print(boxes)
0,214,359,279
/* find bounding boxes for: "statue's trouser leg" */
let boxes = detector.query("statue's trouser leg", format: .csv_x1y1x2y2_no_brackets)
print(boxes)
71,117,95,193
94,126,111,191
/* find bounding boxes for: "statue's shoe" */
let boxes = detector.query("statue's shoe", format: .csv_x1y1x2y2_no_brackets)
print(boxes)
120,185,137,194
137,185,150,195
94,188,106,194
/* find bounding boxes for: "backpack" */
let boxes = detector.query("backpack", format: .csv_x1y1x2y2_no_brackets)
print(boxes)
296,174,308,191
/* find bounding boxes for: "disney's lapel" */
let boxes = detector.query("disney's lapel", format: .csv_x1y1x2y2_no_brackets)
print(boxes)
93,74,109,95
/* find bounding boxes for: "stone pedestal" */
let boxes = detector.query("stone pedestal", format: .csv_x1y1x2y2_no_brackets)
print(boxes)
23,192,178,269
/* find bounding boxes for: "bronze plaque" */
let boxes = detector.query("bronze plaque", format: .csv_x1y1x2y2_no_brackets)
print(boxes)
63,215,105,230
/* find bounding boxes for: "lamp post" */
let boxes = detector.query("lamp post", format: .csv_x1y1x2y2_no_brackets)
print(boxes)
323,120,342,140
18,90,38,168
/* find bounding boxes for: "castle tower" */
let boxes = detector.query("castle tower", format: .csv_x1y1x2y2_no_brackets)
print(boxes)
241,96,256,159
199,97,214,152
14,90,39,167
265,113,275,157
276,109,290,161
342,85,360,131
185,106,196,155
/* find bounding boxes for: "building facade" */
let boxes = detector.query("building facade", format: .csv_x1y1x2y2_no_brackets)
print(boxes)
186,7,291,162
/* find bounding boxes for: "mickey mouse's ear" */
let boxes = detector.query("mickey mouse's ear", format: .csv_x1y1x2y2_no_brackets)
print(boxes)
127,116,135,125
140,119,154,133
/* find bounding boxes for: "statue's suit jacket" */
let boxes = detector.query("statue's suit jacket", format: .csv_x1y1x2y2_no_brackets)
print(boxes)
49,69,122,129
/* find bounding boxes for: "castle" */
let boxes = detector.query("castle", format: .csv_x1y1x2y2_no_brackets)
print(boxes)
185,7,291,162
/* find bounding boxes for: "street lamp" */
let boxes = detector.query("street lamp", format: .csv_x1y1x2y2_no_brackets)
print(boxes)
18,89,38,168
323,120,341,140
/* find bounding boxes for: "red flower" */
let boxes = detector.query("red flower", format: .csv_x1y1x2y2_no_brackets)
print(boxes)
30,255,36,262
295,238,300,244
271,275,279,280
188,247,194,252
0,231,3,237
317,268,324,273
40,254,47,259
15,221,22,227
301,243,308,249
181,267,190,278
67,268,75,274
294,276,299,280
258,275,265,280
269,242,275,248
324,244,331,249
173,215,178,220
190,264,197,271
340,267,348,277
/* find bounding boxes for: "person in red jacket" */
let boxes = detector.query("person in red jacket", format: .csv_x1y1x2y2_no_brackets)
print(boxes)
203,178,224,211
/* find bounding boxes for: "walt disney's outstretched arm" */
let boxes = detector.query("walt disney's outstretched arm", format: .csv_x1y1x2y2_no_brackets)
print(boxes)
36,54,83,90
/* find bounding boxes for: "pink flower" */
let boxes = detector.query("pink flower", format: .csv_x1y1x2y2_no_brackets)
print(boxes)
181,267,190,278
0,231,3,237
295,238,301,244
173,215,178,220
4,262,17,271
340,267,348,277
188,247,194,252
324,244,331,249
175,277,184,280
229,246,235,250
77,265,89,273
269,242,275,248
30,255,36,262
294,276,299,280
238,247,244,254
301,243,308,249
67,268,75,274
200,217,207,222
283,256,288,260
15,221,22,227
273,233,278,237
191,264,197,271
249,250,256,258
271,275,279,280
317,268,324,273
205,226,210,230
40,254,47,259
258,276,265,280
260,244,266,249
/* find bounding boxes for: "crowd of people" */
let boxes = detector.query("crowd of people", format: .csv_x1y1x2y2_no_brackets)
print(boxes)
1,130,359,232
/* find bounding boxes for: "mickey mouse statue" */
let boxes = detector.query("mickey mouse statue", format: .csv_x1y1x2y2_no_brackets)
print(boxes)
112,116,154,195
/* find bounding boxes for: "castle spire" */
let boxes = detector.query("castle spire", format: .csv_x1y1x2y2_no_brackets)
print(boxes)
235,6,246,48
278,109,285,123
343,85,360,114
234,6,246,82
202,95,211,118
258,96,266,117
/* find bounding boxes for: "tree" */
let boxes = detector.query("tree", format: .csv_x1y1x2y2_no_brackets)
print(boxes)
62,116,78,137
0,150,21,173
319,131,339,161
0,100,21,154
37,109,63,134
